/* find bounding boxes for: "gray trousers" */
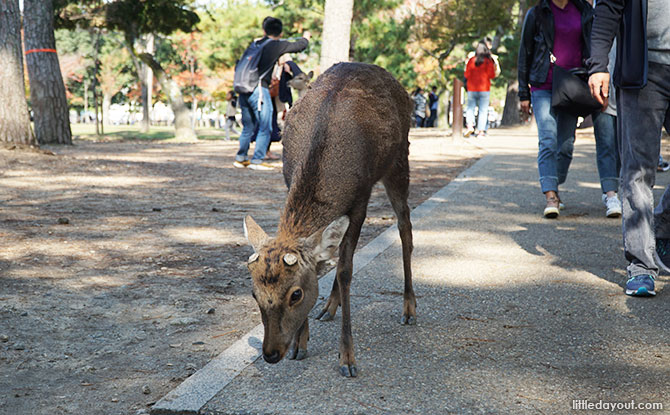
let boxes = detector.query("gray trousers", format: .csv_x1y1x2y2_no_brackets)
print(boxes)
619,62,670,278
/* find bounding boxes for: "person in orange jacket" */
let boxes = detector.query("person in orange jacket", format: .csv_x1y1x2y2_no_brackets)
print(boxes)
464,41,497,138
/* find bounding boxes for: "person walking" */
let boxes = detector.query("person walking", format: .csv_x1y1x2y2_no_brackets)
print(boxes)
233,17,309,171
465,41,497,138
412,87,427,128
426,87,439,127
588,0,670,296
518,0,594,218
224,91,239,141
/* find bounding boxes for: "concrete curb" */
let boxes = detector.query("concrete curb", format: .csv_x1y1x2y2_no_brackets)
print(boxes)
151,154,494,415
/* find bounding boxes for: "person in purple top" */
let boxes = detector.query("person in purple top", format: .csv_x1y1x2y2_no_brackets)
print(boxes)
518,0,595,218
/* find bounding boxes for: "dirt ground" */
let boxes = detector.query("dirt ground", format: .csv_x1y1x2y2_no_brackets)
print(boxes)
0,131,480,415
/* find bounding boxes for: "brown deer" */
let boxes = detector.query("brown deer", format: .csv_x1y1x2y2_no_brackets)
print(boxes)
243,62,415,377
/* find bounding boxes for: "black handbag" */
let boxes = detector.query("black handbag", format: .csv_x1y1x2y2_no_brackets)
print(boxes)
551,64,602,117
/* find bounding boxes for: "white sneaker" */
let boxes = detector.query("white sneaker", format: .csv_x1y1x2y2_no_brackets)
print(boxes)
602,194,622,218
248,162,274,171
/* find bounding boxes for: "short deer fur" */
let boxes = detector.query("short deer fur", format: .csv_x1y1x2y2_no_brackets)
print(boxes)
244,62,415,377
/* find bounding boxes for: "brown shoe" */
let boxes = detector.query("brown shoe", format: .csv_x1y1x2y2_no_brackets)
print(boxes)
544,196,560,218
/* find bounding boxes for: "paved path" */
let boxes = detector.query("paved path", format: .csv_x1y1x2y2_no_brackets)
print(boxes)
153,130,669,415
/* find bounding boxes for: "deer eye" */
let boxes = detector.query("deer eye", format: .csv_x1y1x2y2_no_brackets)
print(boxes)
289,289,303,305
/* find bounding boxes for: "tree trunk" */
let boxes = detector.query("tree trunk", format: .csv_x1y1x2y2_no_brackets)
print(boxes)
0,0,36,146
320,0,354,71
103,93,111,126
23,0,72,145
138,53,196,140
83,79,89,123
145,34,154,131
125,41,150,133
501,80,521,126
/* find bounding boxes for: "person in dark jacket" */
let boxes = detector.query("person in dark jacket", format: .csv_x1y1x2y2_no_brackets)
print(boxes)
518,0,595,218
233,17,309,171
588,0,670,297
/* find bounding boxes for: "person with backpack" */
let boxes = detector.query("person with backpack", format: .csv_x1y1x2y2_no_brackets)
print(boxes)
232,17,310,171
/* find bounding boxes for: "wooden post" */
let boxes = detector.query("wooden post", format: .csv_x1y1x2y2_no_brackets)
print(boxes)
452,78,463,140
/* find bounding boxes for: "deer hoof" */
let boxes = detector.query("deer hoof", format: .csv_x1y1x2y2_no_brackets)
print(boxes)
339,364,358,377
290,348,307,360
401,315,416,325
316,310,333,321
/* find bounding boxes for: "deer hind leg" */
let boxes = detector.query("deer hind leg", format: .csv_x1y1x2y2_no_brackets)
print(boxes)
382,160,416,325
289,318,309,360
316,277,340,321
336,205,367,377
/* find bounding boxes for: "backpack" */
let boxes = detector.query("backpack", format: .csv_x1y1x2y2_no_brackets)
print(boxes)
233,39,273,94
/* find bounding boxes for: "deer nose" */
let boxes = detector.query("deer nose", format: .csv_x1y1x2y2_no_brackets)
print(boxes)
263,350,281,364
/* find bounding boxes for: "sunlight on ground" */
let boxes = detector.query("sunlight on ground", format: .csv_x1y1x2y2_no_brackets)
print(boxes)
160,226,237,245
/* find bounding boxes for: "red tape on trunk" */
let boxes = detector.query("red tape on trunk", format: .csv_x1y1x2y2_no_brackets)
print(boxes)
25,48,58,55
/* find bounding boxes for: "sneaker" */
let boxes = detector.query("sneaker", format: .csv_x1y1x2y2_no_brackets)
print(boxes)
625,274,656,296
464,128,475,137
602,194,622,218
476,131,487,138
658,160,670,172
544,196,560,219
248,162,274,171
233,160,250,168
654,238,670,273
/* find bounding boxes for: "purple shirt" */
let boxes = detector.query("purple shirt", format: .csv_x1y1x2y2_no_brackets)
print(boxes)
532,0,584,91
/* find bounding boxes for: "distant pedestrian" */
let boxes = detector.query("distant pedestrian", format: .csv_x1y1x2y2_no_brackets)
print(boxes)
426,87,439,127
465,41,497,138
518,0,594,218
224,91,239,140
232,17,309,171
588,0,670,296
412,87,427,128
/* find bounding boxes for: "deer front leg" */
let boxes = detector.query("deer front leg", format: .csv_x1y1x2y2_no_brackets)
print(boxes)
335,211,365,378
289,318,309,360
316,278,340,321
337,262,356,377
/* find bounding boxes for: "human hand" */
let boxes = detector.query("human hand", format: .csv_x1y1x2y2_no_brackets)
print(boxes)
302,30,311,41
588,72,610,111
520,100,531,115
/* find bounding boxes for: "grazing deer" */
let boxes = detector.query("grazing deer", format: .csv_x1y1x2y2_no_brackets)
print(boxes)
244,62,415,377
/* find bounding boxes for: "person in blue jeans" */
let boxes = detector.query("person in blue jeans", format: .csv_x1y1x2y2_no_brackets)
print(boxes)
591,35,622,218
589,0,670,296
234,17,309,171
518,0,594,218
464,41,496,138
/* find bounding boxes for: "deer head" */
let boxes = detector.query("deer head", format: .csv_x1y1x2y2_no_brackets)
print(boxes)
287,70,314,98
243,215,349,363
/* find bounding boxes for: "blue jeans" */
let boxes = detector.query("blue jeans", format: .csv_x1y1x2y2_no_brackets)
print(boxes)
592,112,620,194
618,62,670,278
531,89,577,193
236,86,272,164
466,91,490,132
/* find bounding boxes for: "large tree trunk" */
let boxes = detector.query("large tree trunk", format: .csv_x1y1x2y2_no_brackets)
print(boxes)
320,0,354,71
138,53,196,140
23,0,72,145
0,0,36,146
501,81,521,126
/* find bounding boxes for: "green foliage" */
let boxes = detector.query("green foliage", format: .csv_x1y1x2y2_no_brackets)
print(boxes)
197,2,271,70
105,0,200,44
353,15,416,89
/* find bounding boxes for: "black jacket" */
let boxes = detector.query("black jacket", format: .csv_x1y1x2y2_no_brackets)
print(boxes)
517,0,594,101
257,37,309,88
587,0,647,89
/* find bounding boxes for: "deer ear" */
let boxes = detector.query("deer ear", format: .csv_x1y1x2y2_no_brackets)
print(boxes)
306,216,349,264
307,70,314,80
244,215,268,253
